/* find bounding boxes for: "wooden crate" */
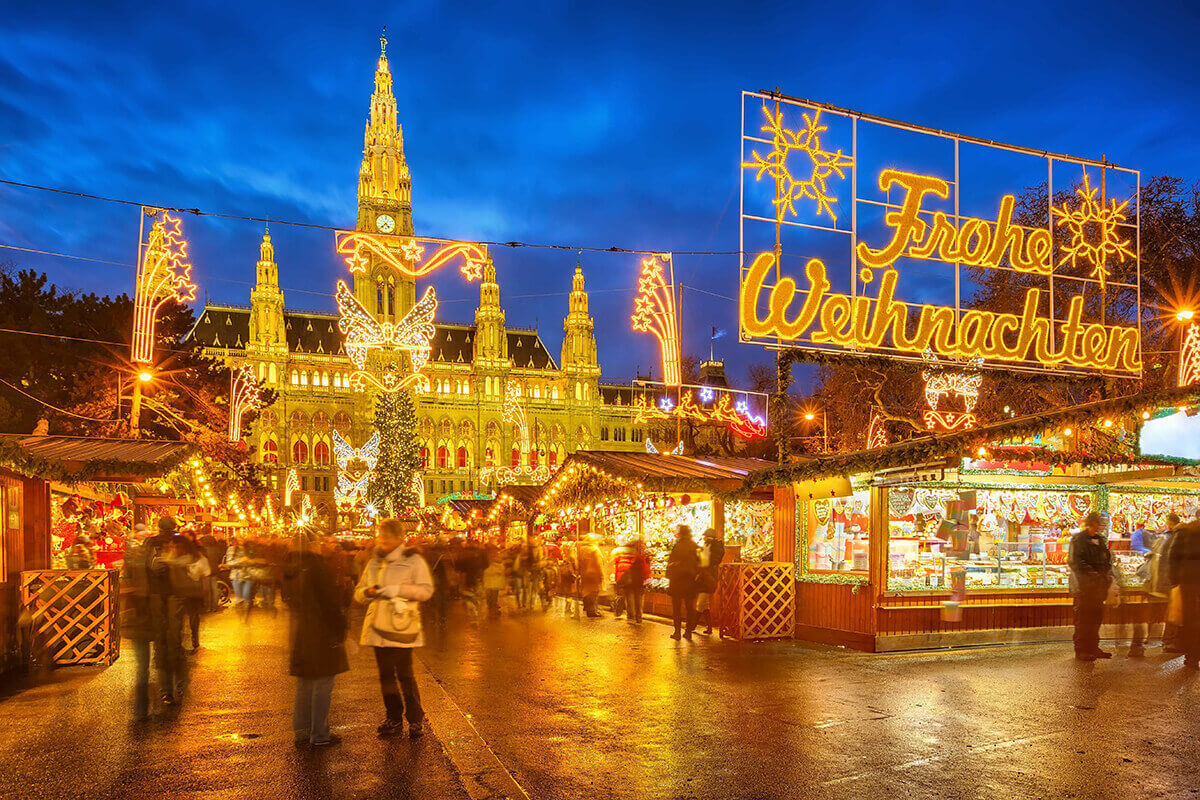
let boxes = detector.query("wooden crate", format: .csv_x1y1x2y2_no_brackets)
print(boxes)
717,562,795,640
20,569,120,666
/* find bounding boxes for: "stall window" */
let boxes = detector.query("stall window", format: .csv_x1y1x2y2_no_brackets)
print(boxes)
884,487,1090,592
804,490,871,574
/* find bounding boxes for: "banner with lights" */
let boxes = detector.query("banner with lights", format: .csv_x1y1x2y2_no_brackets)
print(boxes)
739,92,1142,377
334,231,488,283
631,381,768,439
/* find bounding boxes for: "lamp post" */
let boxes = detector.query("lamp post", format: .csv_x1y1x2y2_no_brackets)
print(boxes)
802,410,828,453
130,369,153,436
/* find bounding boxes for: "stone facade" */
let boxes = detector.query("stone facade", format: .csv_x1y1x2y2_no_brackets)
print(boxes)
186,38,643,524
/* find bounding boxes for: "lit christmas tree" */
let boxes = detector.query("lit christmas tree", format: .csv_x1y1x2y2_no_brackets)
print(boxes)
368,390,421,514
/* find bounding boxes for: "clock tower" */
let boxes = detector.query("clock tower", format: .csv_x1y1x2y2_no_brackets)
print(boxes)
354,32,415,322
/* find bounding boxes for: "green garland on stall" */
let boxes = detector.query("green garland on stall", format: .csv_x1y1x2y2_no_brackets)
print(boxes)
0,438,193,486
773,347,1106,384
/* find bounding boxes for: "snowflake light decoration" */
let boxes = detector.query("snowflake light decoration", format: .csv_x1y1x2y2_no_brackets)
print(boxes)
743,106,854,223
1051,172,1136,291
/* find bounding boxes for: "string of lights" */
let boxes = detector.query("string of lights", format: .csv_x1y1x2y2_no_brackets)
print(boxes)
0,175,742,258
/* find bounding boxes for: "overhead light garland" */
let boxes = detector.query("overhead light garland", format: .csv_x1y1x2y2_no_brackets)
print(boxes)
631,254,681,387
334,231,489,283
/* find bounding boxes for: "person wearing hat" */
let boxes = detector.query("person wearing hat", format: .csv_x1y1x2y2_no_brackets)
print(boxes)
1069,512,1114,661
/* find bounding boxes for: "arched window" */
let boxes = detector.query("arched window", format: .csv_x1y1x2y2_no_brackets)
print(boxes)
290,410,308,429
258,362,265,381
437,446,449,469
530,449,539,468
291,370,299,386
457,446,468,469
532,385,540,399
314,440,330,465
548,450,557,470
333,412,351,433
322,371,329,387
300,371,309,386
420,446,431,469
269,363,277,384
552,386,559,400
376,281,385,315
312,411,330,432
575,382,582,401
600,426,609,442
511,448,520,467
440,419,454,439
262,438,279,464
485,446,495,466
292,439,309,464
386,282,395,318
333,373,341,389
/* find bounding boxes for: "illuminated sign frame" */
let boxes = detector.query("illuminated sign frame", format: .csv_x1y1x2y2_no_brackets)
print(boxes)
739,92,1142,377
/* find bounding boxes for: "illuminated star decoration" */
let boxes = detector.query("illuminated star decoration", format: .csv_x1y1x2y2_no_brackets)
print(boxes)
228,364,262,443
1051,171,1136,292
334,232,487,283
132,210,197,364
633,389,767,440
867,415,888,449
744,106,854,223
1180,323,1200,388
699,386,714,403
631,254,682,387
335,279,436,393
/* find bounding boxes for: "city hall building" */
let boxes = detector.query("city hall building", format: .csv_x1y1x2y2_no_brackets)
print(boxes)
186,40,644,524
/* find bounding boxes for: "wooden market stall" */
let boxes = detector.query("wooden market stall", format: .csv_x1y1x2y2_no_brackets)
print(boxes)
748,387,1200,652
534,451,790,637
0,435,192,673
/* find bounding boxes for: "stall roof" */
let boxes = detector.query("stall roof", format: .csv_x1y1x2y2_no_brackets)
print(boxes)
746,384,1200,490
0,434,194,484
445,497,493,522
538,450,775,510
483,484,547,525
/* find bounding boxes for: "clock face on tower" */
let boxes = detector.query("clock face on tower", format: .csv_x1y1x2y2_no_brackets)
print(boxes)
375,214,395,234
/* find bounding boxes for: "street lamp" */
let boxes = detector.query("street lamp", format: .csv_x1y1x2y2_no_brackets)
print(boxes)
799,407,828,453
138,370,154,382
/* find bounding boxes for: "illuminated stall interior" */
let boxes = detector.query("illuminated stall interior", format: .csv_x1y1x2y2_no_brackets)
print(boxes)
758,387,1200,652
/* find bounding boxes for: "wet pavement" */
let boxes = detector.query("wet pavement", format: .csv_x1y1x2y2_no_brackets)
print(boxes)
4,602,1200,800
419,603,1200,800
0,608,470,800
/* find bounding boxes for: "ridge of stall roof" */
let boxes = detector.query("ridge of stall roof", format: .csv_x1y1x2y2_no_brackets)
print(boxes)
746,384,1200,491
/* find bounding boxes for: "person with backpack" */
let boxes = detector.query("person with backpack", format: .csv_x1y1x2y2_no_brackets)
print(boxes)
354,518,434,737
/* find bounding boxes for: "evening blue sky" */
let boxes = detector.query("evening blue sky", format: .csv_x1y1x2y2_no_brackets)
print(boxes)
1,0,1198,389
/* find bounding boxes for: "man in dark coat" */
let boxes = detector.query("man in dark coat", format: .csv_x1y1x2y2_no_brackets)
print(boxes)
1069,512,1113,661
667,525,701,640
1167,520,1200,670
289,541,350,746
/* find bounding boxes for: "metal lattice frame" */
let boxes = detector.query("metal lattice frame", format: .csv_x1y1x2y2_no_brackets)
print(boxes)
20,570,120,666
717,562,795,640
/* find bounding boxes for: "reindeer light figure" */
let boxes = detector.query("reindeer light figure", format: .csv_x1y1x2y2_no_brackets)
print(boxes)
921,350,983,430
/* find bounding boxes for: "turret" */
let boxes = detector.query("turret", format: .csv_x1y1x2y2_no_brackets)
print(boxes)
561,263,598,373
249,227,287,355
473,259,507,364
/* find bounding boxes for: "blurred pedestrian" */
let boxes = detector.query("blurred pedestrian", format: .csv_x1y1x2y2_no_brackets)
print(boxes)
198,529,226,611
697,529,725,635
224,537,252,610
482,546,506,619
120,524,156,719
1069,512,1113,661
290,539,349,747
577,536,604,618
1152,514,1182,652
668,525,700,640
168,536,211,652
66,534,97,569
517,533,545,612
616,540,650,624
456,540,487,620
355,518,433,738
1167,520,1200,670
610,539,634,618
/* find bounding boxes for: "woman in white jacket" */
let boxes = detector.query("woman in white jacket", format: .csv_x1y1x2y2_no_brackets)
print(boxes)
354,518,434,738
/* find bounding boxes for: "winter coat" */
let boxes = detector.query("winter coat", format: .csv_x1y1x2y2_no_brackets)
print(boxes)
1168,521,1200,588
223,545,249,583
577,545,603,595
1147,531,1175,597
667,538,701,597
611,545,636,582
354,546,434,648
1069,530,1112,595
289,552,350,678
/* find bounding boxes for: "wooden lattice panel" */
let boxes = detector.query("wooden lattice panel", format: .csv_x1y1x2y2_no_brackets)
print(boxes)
20,570,120,666
716,562,794,640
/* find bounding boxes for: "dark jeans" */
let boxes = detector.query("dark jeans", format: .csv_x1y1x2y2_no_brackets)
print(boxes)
1073,585,1106,655
373,647,424,725
183,597,203,648
485,589,501,618
1182,585,1200,665
132,638,151,719
582,592,600,617
672,592,697,635
623,586,644,622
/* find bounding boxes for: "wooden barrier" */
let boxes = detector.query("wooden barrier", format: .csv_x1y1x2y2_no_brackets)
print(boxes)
20,569,120,666
717,562,795,640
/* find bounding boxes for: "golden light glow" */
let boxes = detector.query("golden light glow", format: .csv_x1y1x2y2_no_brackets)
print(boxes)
857,170,1052,275
803,412,815,421
867,415,888,448
1179,323,1200,388
1051,172,1136,291
924,410,977,431
138,371,154,383
631,392,767,439
228,364,262,442
1177,309,1195,322
743,106,853,222
922,350,981,431
739,252,1142,373
132,211,197,364
335,279,435,394
335,231,487,283
631,254,681,386
284,468,299,507
333,429,380,508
